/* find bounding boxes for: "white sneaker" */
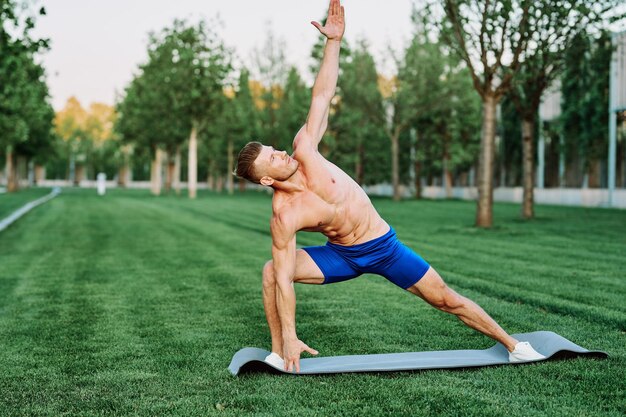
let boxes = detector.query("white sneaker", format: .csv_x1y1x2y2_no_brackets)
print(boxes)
509,341,546,363
264,352,285,369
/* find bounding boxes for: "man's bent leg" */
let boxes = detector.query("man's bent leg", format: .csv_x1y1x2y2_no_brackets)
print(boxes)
407,266,519,352
262,250,325,356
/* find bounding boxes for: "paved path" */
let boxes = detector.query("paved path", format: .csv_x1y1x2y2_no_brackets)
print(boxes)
0,188,61,233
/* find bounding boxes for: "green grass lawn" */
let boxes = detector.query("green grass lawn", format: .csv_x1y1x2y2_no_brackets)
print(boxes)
0,188,624,416
0,187,53,219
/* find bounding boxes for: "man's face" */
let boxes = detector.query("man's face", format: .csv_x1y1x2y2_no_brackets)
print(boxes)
254,145,299,185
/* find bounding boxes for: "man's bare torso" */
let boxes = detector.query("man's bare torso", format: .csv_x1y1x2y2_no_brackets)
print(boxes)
271,133,389,246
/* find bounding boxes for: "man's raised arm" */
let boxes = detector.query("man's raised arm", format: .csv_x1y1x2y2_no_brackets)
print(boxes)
299,0,345,148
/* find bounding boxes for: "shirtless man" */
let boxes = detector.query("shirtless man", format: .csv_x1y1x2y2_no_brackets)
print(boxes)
235,0,544,373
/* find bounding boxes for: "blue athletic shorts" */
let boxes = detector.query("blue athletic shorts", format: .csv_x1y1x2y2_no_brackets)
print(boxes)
302,227,430,289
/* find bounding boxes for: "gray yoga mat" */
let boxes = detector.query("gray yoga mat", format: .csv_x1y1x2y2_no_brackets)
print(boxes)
228,331,607,376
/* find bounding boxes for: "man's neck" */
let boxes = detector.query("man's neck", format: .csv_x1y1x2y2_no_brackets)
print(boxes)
272,169,306,194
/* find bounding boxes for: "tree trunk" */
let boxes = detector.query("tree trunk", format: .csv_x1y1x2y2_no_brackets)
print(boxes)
355,142,364,185
587,159,601,188
17,155,25,188
188,121,198,199
6,147,18,192
227,138,234,195
476,94,498,227
521,116,535,219
34,165,45,185
68,154,75,183
216,176,224,193
412,129,421,199
118,165,127,187
391,127,401,201
444,163,453,198
74,165,84,186
174,145,181,196
414,160,422,199
238,178,246,192
119,158,132,188
165,152,174,192
443,140,452,199
150,147,163,196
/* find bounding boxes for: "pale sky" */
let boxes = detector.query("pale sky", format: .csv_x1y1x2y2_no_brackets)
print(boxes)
32,0,417,110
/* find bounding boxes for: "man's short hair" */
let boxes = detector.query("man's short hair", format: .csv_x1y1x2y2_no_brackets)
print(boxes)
235,141,263,184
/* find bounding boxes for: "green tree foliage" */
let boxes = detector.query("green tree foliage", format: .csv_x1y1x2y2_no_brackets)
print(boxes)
560,31,612,187
396,15,481,198
116,19,232,197
507,0,614,219
439,0,534,226
499,94,523,187
252,30,289,149
14,56,55,168
275,67,311,152
0,0,53,191
55,98,119,181
331,40,386,185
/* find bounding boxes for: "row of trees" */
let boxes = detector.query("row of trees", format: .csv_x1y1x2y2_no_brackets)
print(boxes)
2,0,623,228
437,0,620,224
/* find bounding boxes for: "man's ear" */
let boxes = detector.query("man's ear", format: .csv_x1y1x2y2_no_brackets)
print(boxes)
260,176,274,186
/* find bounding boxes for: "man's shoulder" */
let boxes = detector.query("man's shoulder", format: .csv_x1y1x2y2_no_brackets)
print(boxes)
270,207,297,234
271,194,317,235
292,128,321,158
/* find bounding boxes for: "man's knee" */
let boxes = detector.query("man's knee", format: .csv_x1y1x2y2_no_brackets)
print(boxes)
431,287,465,313
262,260,275,288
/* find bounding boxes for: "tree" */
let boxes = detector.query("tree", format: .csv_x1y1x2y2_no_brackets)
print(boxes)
508,0,612,219
115,19,232,197
275,67,310,153
145,19,232,198
331,40,387,185
115,72,184,195
441,0,533,226
252,29,288,150
83,103,119,179
232,69,262,192
560,31,613,188
55,98,119,183
14,53,55,185
0,1,52,192
381,53,425,200
397,12,482,200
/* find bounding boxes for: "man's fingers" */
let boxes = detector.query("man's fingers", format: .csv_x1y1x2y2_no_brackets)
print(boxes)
305,346,319,355
340,5,344,18
311,21,322,31
295,359,300,373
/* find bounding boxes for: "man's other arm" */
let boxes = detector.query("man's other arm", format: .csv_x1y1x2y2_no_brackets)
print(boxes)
270,214,317,372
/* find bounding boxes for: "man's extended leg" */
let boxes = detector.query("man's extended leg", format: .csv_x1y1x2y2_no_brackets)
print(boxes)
406,266,519,352
262,250,325,356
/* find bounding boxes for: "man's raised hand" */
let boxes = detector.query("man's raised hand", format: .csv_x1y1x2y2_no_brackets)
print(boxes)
311,0,345,41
